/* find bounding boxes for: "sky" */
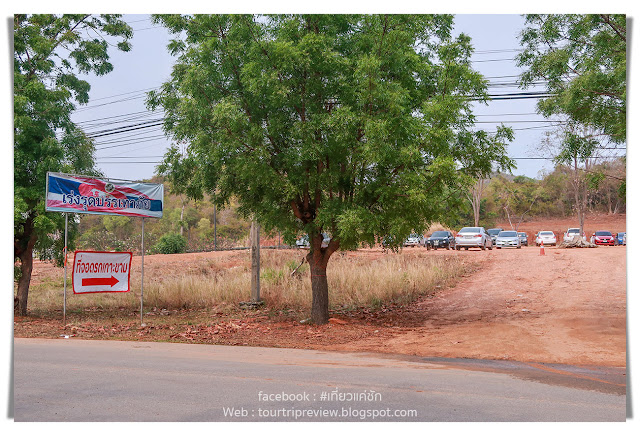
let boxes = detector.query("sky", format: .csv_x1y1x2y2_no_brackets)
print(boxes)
65,12,626,182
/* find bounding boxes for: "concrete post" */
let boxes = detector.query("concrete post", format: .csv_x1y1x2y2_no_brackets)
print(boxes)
250,220,260,302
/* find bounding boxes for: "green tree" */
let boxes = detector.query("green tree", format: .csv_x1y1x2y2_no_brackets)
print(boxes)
517,14,626,144
152,233,187,254
14,14,132,315
555,127,604,236
149,14,513,324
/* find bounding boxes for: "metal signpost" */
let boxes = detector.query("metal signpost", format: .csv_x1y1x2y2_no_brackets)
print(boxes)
63,213,68,326
45,172,163,325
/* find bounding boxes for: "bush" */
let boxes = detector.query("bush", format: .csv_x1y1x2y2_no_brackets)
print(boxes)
152,233,187,254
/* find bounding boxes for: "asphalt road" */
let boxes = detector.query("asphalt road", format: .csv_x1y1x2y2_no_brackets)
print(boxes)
13,338,626,422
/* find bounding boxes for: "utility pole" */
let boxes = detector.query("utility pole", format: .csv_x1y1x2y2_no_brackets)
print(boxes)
250,220,260,302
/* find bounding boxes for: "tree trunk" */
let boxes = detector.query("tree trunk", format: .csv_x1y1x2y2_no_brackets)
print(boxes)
573,158,586,237
306,233,338,325
309,251,329,324
504,206,514,230
15,233,37,316
472,196,480,227
180,199,185,236
250,220,260,302
466,178,486,227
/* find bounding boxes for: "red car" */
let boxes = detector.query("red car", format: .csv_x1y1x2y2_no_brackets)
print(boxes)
590,230,615,246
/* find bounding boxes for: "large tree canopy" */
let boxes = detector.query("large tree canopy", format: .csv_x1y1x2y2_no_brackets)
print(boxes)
14,14,132,315
517,14,626,144
149,14,513,323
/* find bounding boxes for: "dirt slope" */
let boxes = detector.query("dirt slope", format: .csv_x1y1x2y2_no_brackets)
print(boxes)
333,245,626,367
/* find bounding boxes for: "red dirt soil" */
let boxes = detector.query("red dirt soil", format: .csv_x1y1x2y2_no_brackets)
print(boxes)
15,215,627,367
331,245,626,367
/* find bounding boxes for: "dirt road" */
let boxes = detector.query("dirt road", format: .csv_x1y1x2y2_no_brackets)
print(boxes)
334,245,626,367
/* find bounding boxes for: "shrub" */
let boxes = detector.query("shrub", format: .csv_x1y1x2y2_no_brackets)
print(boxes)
152,233,187,254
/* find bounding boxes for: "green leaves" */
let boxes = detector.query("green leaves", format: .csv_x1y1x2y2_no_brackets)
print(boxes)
150,14,512,251
14,14,132,261
517,14,626,144
554,131,599,165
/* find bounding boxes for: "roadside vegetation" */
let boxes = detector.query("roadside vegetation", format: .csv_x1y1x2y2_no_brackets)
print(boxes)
23,249,471,318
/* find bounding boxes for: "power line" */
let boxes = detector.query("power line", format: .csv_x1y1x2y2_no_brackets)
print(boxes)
484,95,555,101
97,161,161,164
95,155,626,165
73,95,153,113
97,156,166,159
74,109,163,125
475,113,539,116
93,132,166,147
99,142,170,158
88,120,165,138
131,26,165,32
96,136,168,151
472,57,517,63
474,120,565,124
84,86,160,103
473,48,523,55
124,17,152,25
95,126,166,144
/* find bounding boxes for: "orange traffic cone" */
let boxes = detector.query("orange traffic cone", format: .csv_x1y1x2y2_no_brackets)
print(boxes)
539,240,545,256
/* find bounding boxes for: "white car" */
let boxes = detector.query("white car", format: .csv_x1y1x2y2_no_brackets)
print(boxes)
296,233,330,248
455,227,493,251
536,231,557,246
403,233,424,247
563,228,586,243
295,235,310,248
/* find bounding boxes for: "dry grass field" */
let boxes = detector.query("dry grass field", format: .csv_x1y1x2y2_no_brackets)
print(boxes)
23,248,471,315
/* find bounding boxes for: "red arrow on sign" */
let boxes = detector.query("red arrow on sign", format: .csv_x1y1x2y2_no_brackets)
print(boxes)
81,276,119,287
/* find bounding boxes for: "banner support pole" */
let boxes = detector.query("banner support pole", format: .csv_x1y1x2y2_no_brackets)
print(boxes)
63,212,68,326
141,217,145,325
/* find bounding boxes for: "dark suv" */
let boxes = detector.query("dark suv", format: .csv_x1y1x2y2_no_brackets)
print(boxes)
517,232,528,246
425,230,456,250
487,228,504,245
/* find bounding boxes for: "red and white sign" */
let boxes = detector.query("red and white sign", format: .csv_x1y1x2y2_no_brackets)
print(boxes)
72,251,133,294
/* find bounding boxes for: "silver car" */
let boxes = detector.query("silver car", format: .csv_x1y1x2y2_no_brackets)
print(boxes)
495,230,522,249
455,227,493,251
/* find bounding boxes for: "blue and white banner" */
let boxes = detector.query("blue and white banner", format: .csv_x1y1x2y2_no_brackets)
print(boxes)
46,172,164,218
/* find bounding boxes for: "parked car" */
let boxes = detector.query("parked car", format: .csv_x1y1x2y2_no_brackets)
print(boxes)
535,231,557,246
517,232,528,246
590,230,615,246
563,227,586,243
403,233,424,247
616,232,626,245
296,233,330,248
487,228,504,245
320,233,331,248
425,230,456,250
455,227,493,251
495,230,522,249
295,235,310,248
